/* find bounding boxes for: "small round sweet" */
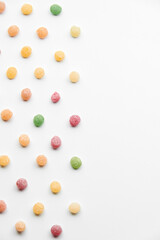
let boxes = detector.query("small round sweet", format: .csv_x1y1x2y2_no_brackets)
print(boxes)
0,200,6,213
33,114,44,127
50,181,61,194
34,67,44,79
70,156,82,170
69,115,81,127
21,4,32,15
51,92,60,103
8,25,19,37
51,225,62,237
21,46,32,58
0,155,10,167
16,178,28,191
50,4,62,16
51,136,61,149
19,134,30,147
36,155,47,167
21,88,32,101
69,71,80,83
69,202,80,214
0,2,5,14
54,51,65,62
6,67,17,79
15,221,26,233
33,202,44,215
1,109,13,121
36,27,48,39
70,26,80,38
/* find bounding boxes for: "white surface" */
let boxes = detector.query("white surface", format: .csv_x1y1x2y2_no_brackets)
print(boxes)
0,0,160,239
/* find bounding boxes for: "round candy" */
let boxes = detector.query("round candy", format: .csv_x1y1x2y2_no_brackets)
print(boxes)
70,156,82,170
70,26,80,38
69,115,80,127
8,25,19,37
36,27,48,39
6,67,17,79
1,109,13,121
69,71,79,83
21,4,32,15
51,225,62,237
69,202,80,214
36,155,47,167
34,67,44,79
50,4,62,16
51,136,61,149
0,155,10,167
50,181,61,194
0,2,5,14
51,92,60,103
19,134,30,147
33,114,44,127
33,202,44,215
16,178,28,191
15,221,26,233
21,46,32,58
0,200,6,213
54,51,65,62
21,88,32,101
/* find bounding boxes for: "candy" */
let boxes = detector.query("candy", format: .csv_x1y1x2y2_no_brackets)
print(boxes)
54,51,65,62
69,115,80,127
15,221,26,233
69,202,80,214
34,67,44,79
8,25,19,37
1,109,13,121
50,4,62,16
0,2,5,13
21,46,32,58
0,200,6,213
36,27,48,39
69,71,79,83
0,155,10,167
70,26,80,38
51,92,60,103
33,114,44,127
36,155,47,167
16,178,28,191
70,156,82,169
21,88,32,101
51,136,61,149
21,4,32,15
6,67,17,79
19,134,30,147
50,181,61,194
33,202,44,215
51,225,62,237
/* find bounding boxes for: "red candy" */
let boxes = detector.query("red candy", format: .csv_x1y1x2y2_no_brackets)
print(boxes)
51,225,62,237
0,200,6,213
51,136,61,149
51,92,60,103
69,115,81,127
16,178,28,191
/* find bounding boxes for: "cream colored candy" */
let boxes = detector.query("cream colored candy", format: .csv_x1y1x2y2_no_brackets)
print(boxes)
36,27,48,39
34,68,44,79
54,51,65,62
0,155,10,167
21,46,32,58
19,134,30,147
69,202,80,214
70,26,80,38
69,71,80,83
36,155,47,167
21,4,32,15
15,221,26,233
6,67,17,79
33,202,44,215
8,25,19,37
1,109,13,121
50,181,61,194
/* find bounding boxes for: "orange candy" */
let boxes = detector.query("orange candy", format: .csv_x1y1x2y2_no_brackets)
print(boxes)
8,25,19,37
19,134,30,147
0,2,5,14
1,109,13,121
36,27,48,39
21,88,32,101
36,155,47,167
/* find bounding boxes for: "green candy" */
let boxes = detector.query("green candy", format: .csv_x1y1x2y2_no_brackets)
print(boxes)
70,157,82,170
33,114,44,127
50,4,62,16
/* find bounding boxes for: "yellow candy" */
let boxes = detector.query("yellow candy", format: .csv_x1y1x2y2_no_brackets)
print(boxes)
6,67,17,79
70,26,80,38
54,51,65,62
0,155,10,167
69,71,80,83
69,202,80,214
50,181,61,194
34,68,45,79
33,202,44,215
21,4,32,15
15,221,26,233
21,46,32,58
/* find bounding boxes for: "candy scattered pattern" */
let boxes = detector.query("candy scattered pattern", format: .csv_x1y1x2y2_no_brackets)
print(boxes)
37,27,48,39
16,178,28,191
34,67,45,79
70,156,82,169
19,134,30,147
21,46,32,58
15,221,26,233
8,25,19,37
70,26,80,38
1,109,13,121
50,181,61,194
33,114,44,127
0,155,10,167
69,202,80,214
33,202,44,215
51,225,62,237
69,71,80,83
70,115,81,127
21,88,32,101
21,4,32,15
6,67,17,79
51,92,60,103
51,136,61,149
36,155,47,167
50,4,62,16
54,51,65,62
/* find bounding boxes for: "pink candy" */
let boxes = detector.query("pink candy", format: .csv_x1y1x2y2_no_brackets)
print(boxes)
0,200,6,213
51,136,61,149
51,92,60,103
16,178,28,191
51,225,62,237
69,115,81,127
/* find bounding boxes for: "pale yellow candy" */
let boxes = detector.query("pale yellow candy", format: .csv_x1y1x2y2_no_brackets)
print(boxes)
0,155,10,167
33,202,44,215
69,202,80,214
69,71,80,83
50,181,61,194
70,26,80,38
15,221,26,233
34,68,45,79
21,4,32,15
6,67,17,79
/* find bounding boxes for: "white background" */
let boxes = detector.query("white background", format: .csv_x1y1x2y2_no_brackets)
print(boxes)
0,0,160,239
